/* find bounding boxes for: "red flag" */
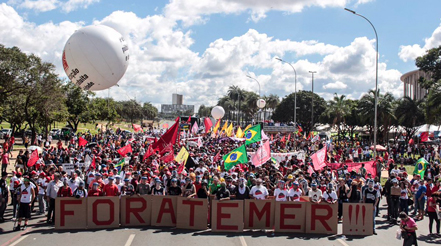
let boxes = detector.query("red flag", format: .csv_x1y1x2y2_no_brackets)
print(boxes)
143,145,154,161
204,117,213,133
78,137,88,147
118,144,133,157
91,156,96,169
251,141,271,167
213,151,221,163
187,116,192,123
307,165,315,176
177,163,185,174
297,124,303,133
160,148,174,163
27,149,39,167
281,135,285,142
271,134,273,141
132,124,142,132
287,134,291,142
409,139,414,145
152,117,180,153
311,146,327,171
420,132,429,142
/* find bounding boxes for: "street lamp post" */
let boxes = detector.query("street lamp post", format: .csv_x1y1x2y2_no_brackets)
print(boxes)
309,71,316,131
246,75,262,124
275,58,297,129
345,8,379,160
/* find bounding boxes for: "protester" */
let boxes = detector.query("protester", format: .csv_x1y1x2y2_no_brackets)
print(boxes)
14,178,35,231
363,179,379,235
46,173,62,224
427,192,440,236
309,182,322,203
400,212,418,246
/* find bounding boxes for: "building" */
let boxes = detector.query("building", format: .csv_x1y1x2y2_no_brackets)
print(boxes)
160,94,194,117
172,93,183,105
401,69,430,100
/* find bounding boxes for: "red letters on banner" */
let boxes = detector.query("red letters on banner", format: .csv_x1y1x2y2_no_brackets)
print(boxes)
60,199,81,226
157,198,176,224
93,200,114,225
274,201,305,232
306,203,338,234
211,200,244,232
244,199,274,229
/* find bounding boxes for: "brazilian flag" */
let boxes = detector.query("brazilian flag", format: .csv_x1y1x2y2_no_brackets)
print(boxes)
222,145,248,171
413,158,428,179
244,124,262,145
115,158,125,174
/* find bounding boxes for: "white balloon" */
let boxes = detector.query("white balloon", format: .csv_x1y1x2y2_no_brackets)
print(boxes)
62,25,129,91
257,99,266,108
211,106,225,119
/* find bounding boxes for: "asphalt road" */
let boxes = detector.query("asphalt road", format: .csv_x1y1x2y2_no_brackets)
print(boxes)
1,199,440,246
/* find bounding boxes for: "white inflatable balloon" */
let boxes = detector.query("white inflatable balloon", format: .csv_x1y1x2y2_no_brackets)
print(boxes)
62,25,129,91
211,106,225,119
257,99,266,108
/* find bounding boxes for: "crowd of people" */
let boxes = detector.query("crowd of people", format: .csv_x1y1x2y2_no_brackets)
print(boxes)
0,123,440,245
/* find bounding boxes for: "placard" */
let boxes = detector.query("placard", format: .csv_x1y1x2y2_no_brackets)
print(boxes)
55,197,87,229
120,195,152,226
305,203,338,234
274,201,306,232
342,203,373,235
176,197,208,230
211,200,244,232
87,196,120,229
151,196,177,227
244,199,274,229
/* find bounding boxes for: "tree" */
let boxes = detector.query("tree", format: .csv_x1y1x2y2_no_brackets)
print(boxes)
358,90,396,143
415,45,441,90
395,96,425,142
324,93,351,141
64,83,95,132
91,97,119,125
142,102,158,120
272,90,326,134
115,100,143,124
198,104,212,118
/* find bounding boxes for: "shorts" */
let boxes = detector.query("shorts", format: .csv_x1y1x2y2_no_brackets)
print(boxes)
18,202,31,219
415,198,425,211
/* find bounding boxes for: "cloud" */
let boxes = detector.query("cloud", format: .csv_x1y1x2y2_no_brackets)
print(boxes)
164,0,359,26
398,22,441,62
61,0,99,13
7,0,100,13
323,81,347,89
18,0,58,12
0,3,403,111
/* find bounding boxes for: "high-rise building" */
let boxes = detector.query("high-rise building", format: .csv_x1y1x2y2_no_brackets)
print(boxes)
172,93,183,105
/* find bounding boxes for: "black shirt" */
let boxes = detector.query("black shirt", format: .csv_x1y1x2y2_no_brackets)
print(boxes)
235,186,250,200
168,186,182,196
197,187,208,199
363,188,378,204
216,188,230,200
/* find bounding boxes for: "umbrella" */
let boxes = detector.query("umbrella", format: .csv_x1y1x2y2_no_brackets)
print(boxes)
86,142,98,148
370,145,387,152
28,145,42,152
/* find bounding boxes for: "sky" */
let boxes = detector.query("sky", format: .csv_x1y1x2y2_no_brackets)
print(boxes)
1,0,441,111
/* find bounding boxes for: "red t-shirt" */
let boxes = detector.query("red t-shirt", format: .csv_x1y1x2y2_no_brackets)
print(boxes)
57,186,73,197
427,197,438,212
401,217,417,232
103,184,119,196
88,189,103,197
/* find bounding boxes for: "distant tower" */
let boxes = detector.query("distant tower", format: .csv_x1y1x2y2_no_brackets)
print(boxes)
172,93,183,105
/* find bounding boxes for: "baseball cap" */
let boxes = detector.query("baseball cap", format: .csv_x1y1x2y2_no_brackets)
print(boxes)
108,176,114,180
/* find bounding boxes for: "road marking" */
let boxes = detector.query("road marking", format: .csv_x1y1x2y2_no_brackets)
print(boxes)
9,235,28,246
1,228,31,246
124,234,136,246
337,238,349,246
239,236,248,246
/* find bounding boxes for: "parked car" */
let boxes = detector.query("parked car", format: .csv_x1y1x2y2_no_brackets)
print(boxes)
0,129,12,139
50,128,60,136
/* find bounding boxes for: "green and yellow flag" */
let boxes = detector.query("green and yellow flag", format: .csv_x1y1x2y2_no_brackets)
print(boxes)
115,158,124,174
222,145,248,171
175,147,189,164
244,124,262,145
413,158,428,179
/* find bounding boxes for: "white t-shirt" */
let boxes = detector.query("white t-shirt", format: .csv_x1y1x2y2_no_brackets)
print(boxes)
322,190,338,203
308,189,322,202
250,185,268,200
37,178,47,195
288,188,303,201
274,188,289,201
20,185,33,203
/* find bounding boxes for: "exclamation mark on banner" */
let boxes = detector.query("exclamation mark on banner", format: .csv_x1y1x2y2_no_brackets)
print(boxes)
348,205,353,231
355,204,360,231
362,205,366,232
